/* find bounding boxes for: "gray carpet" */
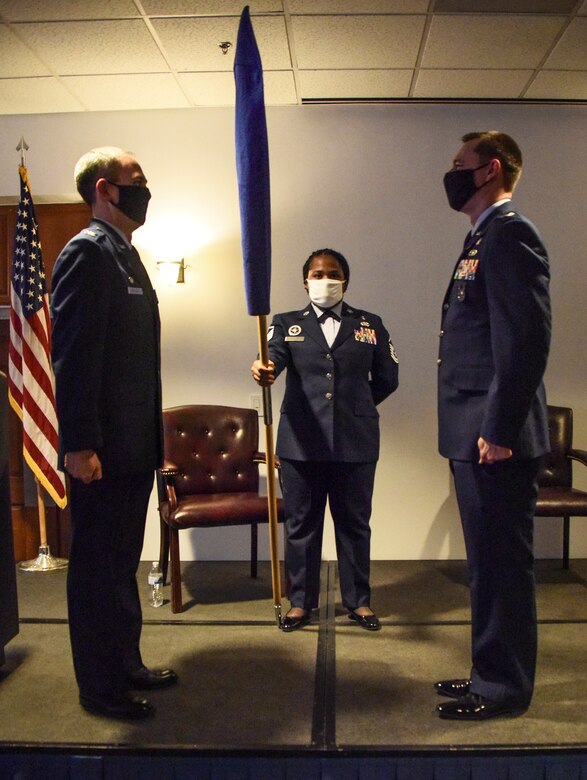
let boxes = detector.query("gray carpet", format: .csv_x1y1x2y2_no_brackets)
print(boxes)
2,559,587,750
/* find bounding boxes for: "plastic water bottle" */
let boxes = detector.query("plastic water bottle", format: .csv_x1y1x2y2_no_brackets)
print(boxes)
148,561,164,607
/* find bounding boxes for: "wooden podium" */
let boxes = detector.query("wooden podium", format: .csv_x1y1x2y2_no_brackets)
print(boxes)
0,373,18,665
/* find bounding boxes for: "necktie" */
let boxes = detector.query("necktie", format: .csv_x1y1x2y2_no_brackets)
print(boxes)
462,231,474,252
317,309,341,323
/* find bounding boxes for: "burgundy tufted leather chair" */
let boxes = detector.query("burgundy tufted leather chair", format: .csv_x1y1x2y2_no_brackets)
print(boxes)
157,405,284,612
535,406,587,569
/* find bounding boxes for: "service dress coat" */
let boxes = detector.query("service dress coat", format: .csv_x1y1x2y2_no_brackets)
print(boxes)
268,302,399,463
438,202,551,462
51,218,163,475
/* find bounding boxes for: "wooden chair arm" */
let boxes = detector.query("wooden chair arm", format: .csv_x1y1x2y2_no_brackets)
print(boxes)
159,459,180,477
253,452,281,469
569,449,587,469
158,461,179,512
253,452,283,491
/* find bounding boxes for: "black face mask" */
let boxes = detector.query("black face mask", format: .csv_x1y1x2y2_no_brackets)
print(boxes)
443,162,490,212
108,182,151,225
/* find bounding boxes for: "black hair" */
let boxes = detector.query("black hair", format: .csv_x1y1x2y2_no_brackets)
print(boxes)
302,248,350,284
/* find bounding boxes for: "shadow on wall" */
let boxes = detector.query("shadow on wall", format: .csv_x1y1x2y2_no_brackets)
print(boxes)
420,472,464,560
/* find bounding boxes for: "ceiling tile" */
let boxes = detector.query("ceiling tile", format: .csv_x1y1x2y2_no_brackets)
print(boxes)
525,70,587,99
62,74,191,111
153,15,291,71
178,69,296,104
414,68,534,98
143,1,282,13
0,0,139,21
0,25,50,77
14,20,169,75
177,71,236,104
292,15,425,69
262,70,298,103
0,76,85,114
579,0,587,13
435,0,577,11
289,1,428,12
299,68,412,98
422,15,565,69
544,18,587,69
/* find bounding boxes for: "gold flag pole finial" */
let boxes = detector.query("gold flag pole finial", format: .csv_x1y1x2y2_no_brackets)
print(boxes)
16,136,29,167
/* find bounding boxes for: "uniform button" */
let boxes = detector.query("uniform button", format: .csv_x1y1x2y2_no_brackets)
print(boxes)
437,358,442,366
325,353,332,360
439,330,444,337
325,392,333,400
326,372,332,380
443,303,449,311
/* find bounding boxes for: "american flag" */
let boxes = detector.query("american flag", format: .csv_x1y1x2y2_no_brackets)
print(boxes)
8,165,67,508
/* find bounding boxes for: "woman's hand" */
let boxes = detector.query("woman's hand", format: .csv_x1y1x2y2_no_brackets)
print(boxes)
251,359,276,386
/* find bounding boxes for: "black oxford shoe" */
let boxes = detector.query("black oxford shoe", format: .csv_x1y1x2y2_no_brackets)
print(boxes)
436,693,527,721
281,610,311,632
80,692,155,720
127,665,178,690
348,610,381,631
434,678,471,699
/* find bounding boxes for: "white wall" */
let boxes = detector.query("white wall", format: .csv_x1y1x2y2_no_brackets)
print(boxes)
1,102,585,562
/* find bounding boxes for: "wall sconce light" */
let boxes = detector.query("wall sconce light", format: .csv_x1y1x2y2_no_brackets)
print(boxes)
156,258,187,285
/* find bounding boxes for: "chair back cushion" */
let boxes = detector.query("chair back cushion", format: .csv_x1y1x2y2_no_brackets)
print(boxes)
162,405,260,496
538,405,572,488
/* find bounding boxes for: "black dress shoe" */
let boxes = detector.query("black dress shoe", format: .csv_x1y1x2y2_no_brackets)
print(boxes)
280,610,311,632
127,665,178,690
434,678,471,699
348,610,381,631
436,693,527,721
80,692,155,720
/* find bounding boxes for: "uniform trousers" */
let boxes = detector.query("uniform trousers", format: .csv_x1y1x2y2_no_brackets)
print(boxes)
67,472,154,698
280,459,376,612
451,457,541,706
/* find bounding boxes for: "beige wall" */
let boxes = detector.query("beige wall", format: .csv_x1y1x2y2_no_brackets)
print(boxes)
1,102,585,562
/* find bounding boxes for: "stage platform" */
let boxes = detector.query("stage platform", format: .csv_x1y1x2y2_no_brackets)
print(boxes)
1,559,587,779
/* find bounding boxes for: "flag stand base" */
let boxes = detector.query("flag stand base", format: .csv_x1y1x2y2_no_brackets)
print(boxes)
18,545,68,572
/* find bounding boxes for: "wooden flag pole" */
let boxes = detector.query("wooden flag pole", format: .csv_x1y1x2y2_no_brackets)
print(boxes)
257,314,282,625
18,478,68,572
36,478,48,547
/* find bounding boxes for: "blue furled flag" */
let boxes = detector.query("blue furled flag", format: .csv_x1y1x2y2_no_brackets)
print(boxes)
234,5,271,316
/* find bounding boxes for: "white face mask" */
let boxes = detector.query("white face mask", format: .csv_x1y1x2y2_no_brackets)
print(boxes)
306,278,345,309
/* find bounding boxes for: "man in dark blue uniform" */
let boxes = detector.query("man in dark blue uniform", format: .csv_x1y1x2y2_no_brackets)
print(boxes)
51,147,177,720
252,249,399,632
435,132,551,720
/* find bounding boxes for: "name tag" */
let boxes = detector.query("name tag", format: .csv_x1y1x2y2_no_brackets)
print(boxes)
285,336,304,342
128,286,143,295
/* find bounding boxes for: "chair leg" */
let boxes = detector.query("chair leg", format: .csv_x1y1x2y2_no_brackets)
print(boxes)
159,517,170,584
169,526,183,613
563,516,570,570
251,523,258,578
